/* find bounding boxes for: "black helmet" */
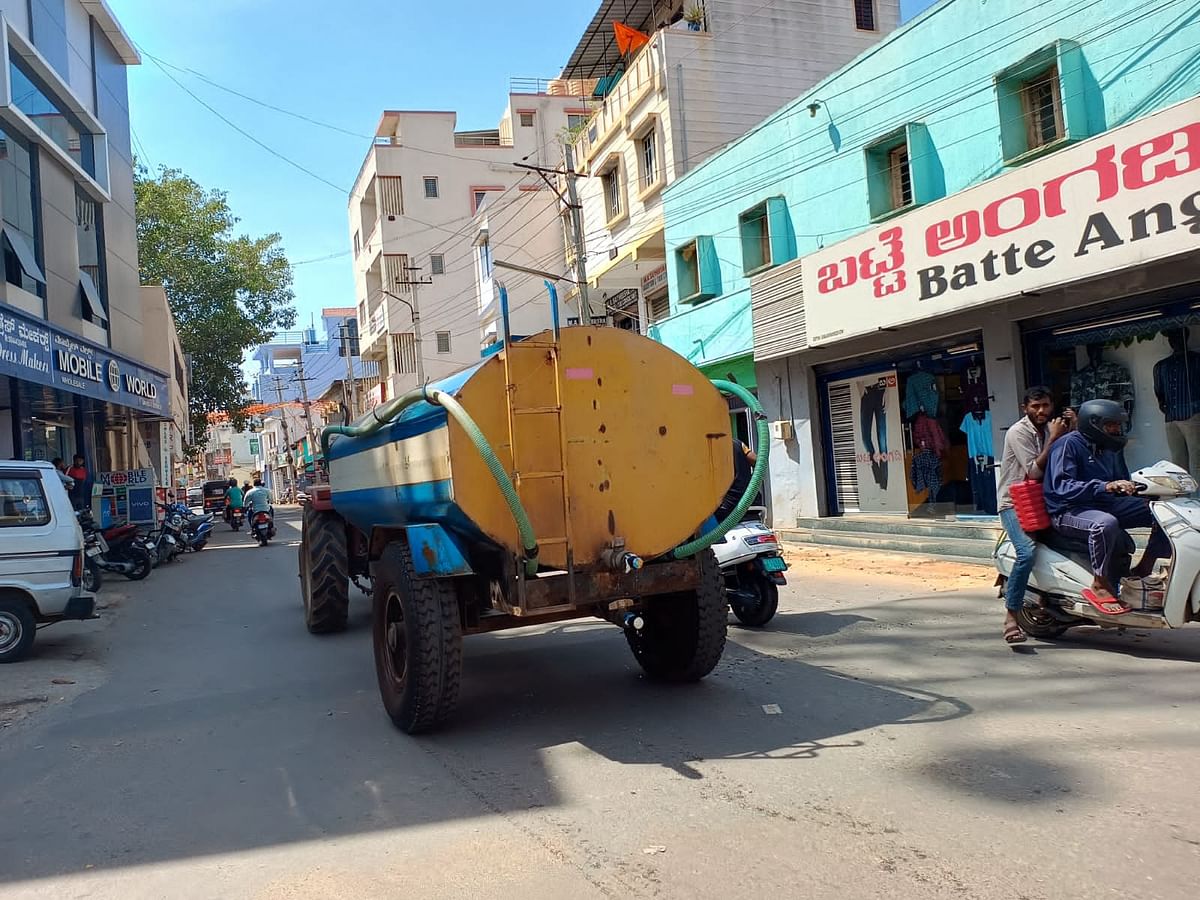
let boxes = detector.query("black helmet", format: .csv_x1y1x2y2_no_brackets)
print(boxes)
1077,399,1128,451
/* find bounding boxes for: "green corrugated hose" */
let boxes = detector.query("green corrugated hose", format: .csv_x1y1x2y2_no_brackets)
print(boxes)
321,386,540,575
671,379,772,560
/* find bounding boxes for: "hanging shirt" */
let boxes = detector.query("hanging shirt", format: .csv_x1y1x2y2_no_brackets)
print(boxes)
962,365,989,411
1153,351,1200,422
910,449,942,494
1069,361,1134,412
912,413,948,457
904,371,938,419
959,411,994,459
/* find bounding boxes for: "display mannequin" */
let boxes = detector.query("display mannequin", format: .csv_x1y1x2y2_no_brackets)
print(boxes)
1154,328,1200,475
1070,344,1133,423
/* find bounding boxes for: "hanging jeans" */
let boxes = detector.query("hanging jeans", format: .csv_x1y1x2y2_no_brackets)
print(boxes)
1053,499,1171,588
999,507,1037,612
860,384,888,489
968,456,997,514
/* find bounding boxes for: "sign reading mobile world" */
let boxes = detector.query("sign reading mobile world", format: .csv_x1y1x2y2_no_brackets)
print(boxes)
802,96,1200,347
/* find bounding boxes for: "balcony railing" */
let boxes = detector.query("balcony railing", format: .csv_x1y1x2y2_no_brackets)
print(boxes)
454,130,511,148
510,76,598,96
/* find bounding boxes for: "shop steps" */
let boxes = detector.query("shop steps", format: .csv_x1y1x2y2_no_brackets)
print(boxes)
780,516,1001,564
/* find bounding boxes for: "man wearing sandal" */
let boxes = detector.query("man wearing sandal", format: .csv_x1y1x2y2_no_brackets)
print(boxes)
995,386,1074,644
1044,399,1171,616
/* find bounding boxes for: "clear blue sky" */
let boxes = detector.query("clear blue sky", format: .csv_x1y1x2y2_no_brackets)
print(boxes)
110,0,939,334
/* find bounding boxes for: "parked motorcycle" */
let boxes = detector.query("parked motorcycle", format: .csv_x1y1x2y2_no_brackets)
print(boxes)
713,507,788,626
77,510,154,581
164,500,214,551
144,505,187,565
251,510,275,546
995,460,1200,638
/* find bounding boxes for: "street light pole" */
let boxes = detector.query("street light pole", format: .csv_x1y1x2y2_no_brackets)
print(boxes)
383,269,430,386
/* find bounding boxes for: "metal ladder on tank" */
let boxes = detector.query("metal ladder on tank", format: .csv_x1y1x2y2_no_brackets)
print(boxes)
497,283,575,602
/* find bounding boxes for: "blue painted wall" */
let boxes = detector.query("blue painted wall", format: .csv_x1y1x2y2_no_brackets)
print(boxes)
654,0,1200,371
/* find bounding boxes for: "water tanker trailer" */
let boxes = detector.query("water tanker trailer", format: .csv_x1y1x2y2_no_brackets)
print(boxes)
299,302,768,733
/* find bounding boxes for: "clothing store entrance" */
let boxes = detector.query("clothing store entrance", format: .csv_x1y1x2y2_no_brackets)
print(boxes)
818,331,996,519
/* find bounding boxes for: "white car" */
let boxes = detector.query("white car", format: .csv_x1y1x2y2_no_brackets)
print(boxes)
0,461,96,663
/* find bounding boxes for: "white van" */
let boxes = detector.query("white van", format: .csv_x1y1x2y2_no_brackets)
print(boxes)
0,461,96,663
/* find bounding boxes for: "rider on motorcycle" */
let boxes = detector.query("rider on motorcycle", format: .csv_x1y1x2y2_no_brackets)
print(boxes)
244,479,275,536
224,478,244,524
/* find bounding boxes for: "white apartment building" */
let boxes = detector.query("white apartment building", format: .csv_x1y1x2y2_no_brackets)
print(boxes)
348,85,585,399
564,0,900,331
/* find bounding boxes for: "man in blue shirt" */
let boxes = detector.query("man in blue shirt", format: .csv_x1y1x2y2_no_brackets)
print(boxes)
1044,399,1169,614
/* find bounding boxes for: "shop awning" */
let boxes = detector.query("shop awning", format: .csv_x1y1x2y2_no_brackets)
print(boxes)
588,226,665,288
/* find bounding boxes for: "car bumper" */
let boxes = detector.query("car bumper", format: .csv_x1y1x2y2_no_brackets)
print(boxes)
63,595,97,620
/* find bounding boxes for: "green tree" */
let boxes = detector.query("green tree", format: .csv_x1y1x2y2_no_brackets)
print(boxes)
135,165,296,450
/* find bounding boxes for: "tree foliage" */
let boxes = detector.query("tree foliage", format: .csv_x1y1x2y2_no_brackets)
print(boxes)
135,165,296,450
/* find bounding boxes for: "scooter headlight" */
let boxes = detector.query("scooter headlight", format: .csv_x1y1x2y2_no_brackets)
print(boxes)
1144,473,1198,493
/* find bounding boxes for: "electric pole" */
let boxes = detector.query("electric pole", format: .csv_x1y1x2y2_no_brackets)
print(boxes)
561,144,592,321
271,376,296,499
293,358,318,459
383,264,431,387
515,155,591,321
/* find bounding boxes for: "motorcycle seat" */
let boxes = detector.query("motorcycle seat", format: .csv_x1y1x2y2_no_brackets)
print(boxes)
1038,528,1135,556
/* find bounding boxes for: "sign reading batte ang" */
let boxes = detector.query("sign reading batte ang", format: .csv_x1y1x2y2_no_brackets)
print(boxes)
802,96,1200,348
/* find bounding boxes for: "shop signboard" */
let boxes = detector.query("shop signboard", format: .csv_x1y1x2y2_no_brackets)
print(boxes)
0,304,168,414
97,468,158,526
826,370,907,514
803,96,1200,347
640,264,668,296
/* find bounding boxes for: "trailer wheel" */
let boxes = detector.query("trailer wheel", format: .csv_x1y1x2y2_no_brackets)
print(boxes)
300,506,349,634
627,549,727,682
371,541,463,734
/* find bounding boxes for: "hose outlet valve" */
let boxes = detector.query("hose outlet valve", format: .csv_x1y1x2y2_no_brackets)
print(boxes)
623,612,645,632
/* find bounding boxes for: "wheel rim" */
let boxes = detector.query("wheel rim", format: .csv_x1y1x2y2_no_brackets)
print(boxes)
0,611,22,654
382,590,408,689
83,567,98,592
1021,606,1060,630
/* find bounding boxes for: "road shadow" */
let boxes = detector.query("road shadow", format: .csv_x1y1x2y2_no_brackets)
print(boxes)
1024,625,1200,663
755,610,874,637
915,745,1084,806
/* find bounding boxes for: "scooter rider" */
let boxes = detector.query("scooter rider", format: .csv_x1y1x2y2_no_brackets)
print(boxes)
224,478,244,524
994,386,1074,644
1043,399,1171,615
244,479,275,535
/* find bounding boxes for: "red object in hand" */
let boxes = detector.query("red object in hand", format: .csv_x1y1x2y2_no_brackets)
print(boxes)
1010,478,1051,532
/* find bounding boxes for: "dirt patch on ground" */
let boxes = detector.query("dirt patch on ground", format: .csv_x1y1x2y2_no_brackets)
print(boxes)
781,545,991,592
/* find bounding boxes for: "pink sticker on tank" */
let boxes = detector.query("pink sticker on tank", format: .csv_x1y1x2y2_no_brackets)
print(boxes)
565,368,594,380
671,383,694,396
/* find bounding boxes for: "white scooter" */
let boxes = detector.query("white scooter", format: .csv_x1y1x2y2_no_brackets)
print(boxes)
995,460,1200,638
714,507,789,626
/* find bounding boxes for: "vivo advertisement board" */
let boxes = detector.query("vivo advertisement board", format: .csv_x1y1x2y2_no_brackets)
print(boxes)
0,304,167,415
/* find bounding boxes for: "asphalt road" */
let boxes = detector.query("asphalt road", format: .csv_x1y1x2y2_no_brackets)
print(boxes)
1,509,1198,899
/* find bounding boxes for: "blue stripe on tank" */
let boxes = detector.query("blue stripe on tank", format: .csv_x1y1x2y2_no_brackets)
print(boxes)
327,363,486,461
331,481,494,548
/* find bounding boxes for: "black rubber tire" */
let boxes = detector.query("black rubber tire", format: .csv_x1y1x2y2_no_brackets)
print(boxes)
1015,605,1072,639
730,572,779,627
627,549,727,682
124,549,153,581
371,541,463,734
301,506,350,634
0,598,37,664
83,559,103,594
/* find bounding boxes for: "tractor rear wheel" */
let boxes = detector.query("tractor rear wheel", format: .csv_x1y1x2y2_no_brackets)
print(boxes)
300,506,349,634
371,541,463,734
627,549,727,682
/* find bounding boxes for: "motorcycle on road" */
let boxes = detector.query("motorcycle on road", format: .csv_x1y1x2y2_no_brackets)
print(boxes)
713,507,789,626
251,510,276,546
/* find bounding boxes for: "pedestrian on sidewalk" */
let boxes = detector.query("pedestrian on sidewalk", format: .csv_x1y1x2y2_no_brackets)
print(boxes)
995,386,1074,644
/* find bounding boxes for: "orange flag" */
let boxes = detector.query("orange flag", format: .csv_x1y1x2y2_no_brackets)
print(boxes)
613,21,650,55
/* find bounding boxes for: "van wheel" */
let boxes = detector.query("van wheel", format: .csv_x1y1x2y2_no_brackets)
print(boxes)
0,598,36,664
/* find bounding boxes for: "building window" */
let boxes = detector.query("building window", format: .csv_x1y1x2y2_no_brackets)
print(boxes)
430,253,445,275
887,144,913,210
675,236,720,304
0,125,44,296
599,159,624,226
519,111,535,127
639,129,659,189
423,176,439,199
567,113,589,131
8,52,97,179
391,332,417,374
854,0,876,31
739,203,772,274
436,331,452,353
478,241,494,278
1021,66,1064,151
353,230,360,257
474,190,488,213
358,300,366,328
379,176,404,216
77,191,107,327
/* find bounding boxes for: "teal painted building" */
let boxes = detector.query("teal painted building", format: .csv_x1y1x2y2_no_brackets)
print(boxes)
653,0,1200,527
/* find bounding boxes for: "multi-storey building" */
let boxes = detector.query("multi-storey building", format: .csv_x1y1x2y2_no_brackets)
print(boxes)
0,0,172,480
249,307,378,410
563,0,899,340
348,85,583,399
651,0,1200,538
138,284,189,489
